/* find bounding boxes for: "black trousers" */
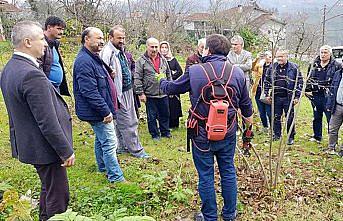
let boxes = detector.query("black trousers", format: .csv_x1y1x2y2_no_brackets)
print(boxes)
273,96,295,139
34,163,70,221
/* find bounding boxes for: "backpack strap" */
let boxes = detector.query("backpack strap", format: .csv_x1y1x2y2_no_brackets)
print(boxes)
223,62,234,86
188,61,234,120
199,62,233,103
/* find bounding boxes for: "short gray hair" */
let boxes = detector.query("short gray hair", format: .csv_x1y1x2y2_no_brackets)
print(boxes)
146,37,159,46
230,35,244,47
320,45,332,54
264,51,272,58
197,38,206,47
11,21,42,48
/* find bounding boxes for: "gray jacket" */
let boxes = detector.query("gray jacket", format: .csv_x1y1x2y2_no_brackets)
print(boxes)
227,50,252,76
134,52,171,98
0,54,74,165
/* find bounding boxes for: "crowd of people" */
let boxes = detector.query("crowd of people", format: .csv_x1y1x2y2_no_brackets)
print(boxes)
0,16,342,221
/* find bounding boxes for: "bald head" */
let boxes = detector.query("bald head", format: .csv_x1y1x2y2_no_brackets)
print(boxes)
81,27,104,54
146,37,159,58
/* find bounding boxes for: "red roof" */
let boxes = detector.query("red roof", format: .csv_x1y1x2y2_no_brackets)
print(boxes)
185,12,211,22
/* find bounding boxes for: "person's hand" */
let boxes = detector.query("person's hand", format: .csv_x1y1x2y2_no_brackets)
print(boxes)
155,73,165,82
305,92,313,97
109,71,116,79
293,99,299,105
103,112,113,124
61,153,75,167
265,96,272,104
139,94,146,103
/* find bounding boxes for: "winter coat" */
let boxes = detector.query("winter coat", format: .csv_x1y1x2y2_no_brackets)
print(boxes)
73,47,117,122
326,68,343,114
306,56,341,95
134,52,171,98
264,61,303,99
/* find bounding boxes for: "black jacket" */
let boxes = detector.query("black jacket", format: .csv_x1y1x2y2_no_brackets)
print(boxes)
0,54,74,165
39,35,70,96
306,56,341,95
326,68,343,114
264,61,303,99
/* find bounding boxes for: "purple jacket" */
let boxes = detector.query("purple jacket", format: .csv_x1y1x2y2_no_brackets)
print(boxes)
160,54,252,143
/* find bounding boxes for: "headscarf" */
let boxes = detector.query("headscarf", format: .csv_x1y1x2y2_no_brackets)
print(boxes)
160,41,173,61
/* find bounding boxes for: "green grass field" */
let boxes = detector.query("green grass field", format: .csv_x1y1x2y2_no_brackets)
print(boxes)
0,41,342,220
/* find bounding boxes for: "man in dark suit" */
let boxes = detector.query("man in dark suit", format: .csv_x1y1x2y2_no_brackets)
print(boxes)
0,21,75,221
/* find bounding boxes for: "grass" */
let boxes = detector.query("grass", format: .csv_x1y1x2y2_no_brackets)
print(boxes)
0,41,342,220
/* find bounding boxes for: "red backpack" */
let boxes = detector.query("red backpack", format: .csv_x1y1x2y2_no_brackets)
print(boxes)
187,61,236,149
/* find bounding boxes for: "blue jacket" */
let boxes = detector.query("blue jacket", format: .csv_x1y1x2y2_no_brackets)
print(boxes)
264,61,303,99
160,54,253,143
73,47,116,122
326,68,342,114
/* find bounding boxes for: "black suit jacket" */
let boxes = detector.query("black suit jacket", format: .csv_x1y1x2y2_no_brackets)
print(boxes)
0,54,74,165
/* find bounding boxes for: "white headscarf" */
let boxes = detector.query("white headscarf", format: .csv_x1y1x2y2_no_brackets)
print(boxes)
160,41,173,61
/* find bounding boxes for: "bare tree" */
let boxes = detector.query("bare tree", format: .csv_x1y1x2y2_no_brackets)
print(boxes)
124,0,196,52
57,0,115,28
285,13,321,60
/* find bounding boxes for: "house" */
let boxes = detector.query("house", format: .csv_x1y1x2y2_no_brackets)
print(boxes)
184,12,212,39
0,0,21,41
184,2,286,46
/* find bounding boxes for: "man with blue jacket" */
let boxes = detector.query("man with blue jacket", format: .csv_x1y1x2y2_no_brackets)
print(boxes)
73,27,124,183
306,45,341,143
264,49,303,145
160,34,253,221
326,67,343,156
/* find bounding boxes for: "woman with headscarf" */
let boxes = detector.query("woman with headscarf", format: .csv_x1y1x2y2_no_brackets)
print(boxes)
160,41,183,128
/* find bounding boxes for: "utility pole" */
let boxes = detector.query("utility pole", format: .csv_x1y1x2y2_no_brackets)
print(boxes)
322,4,326,45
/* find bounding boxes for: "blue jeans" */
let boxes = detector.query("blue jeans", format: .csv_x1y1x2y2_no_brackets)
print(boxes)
146,97,170,138
192,136,237,221
311,94,331,140
255,95,271,128
90,121,124,183
273,96,296,139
